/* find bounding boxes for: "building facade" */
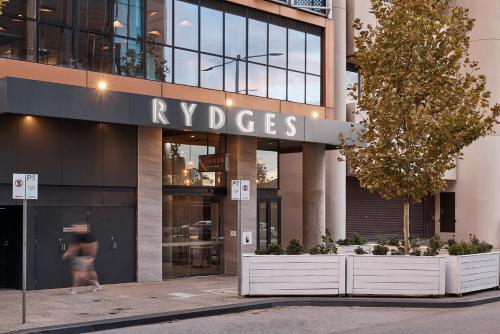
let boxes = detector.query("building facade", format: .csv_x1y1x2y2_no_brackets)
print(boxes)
0,0,354,290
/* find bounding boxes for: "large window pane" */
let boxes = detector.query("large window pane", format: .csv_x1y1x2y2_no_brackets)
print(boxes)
288,29,305,72
3,0,36,18
174,48,198,86
306,74,321,105
147,0,173,45
288,71,304,103
225,58,246,93
248,19,267,64
269,24,286,68
113,37,144,78
306,34,321,75
200,54,223,90
78,0,109,32
174,0,198,50
225,13,246,58
0,17,35,61
257,150,278,188
38,24,72,67
77,32,111,72
268,67,286,100
201,7,222,55
113,0,143,39
146,44,172,82
39,0,72,25
248,63,267,97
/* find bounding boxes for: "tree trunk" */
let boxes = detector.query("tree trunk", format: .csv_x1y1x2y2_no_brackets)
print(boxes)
403,199,410,255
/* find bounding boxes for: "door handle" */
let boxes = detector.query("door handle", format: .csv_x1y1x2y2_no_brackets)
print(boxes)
110,237,118,250
58,238,66,254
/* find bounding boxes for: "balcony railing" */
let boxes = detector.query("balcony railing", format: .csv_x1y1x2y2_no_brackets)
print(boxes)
268,0,332,17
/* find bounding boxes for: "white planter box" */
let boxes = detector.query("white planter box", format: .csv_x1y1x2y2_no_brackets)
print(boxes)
346,255,446,296
445,252,500,295
338,244,372,255
242,254,346,296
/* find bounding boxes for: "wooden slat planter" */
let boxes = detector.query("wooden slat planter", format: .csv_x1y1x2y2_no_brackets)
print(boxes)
338,244,373,255
346,255,446,296
445,252,500,295
242,254,346,296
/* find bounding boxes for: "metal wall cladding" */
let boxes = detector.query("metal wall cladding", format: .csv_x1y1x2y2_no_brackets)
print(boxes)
346,177,428,241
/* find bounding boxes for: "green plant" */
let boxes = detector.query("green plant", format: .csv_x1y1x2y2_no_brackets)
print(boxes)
286,239,304,255
255,243,284,255
447,236,457,247
351,232,367,245
423,234,442,256
388,237,400,247
448,235,493,255
372,244,389,255
336,238,351,246
310,229,338,255
354,246,367,255
391,247,405,255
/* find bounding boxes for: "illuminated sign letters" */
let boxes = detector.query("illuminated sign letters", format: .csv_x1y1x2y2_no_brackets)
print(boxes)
152,98,169,125
235,110,255,133
285,116,297,137
180,102,197,127
209,106,225,130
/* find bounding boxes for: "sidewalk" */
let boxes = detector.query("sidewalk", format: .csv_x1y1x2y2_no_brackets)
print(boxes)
3,275,500,334
1,275,239,334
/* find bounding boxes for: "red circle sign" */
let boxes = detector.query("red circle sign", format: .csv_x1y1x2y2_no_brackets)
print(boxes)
15,180,23,188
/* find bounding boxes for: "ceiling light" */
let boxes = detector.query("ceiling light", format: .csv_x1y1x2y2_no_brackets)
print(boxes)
147,30,161,36
311,111,319,119
179,20,191,27
113,20,124,28
148,11,158,17
97,80,108,90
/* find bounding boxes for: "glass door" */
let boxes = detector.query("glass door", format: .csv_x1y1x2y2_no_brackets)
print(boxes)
162,195,223,279
257,198,281,249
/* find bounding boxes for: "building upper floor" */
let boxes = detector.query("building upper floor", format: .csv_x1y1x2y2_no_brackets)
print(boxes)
0,0,336,119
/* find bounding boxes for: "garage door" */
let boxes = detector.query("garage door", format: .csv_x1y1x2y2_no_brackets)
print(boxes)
346,177,435,241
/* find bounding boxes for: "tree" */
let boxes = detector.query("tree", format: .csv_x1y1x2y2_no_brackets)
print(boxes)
257,159,269,185
0,1,8,15
341,0,500,254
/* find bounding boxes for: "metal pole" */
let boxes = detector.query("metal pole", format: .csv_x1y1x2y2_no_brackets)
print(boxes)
22,198,27,324
237,198,242,297
235,55,240,94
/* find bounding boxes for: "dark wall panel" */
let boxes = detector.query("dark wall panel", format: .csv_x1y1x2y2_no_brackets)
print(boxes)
62,120,103,186
102,124,137,187
0,115,18,184
18,116,62,185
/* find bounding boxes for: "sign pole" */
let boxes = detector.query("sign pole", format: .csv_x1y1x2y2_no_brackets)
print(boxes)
22,198,27,324
237,198,242,297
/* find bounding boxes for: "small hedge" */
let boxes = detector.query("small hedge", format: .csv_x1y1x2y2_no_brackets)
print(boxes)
448,235,493,255
337,232,367,246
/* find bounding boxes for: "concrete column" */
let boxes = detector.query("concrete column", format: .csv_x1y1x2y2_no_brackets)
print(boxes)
137,127,163,282
326,0,347,240
223,135,257,275
303,143,326,250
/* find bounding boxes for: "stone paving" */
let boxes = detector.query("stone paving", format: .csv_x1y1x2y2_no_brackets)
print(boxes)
0,275,238,333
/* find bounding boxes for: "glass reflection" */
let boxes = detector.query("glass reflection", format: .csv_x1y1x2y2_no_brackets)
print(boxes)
113,0,143,39
201,54,223,90
39,0,72,25
225,13,246,58
38,24,72,67
288,29,305,72
288,71,305,103
257,150,278,188
113,37,144,78
77,32,111,72
225,59,246,93
174,0,198,50
306,34,321,75
306,74,321,105
248,19,267,64
201,7,222,55
268,67,286,100
0,17,35,61
248,63,267,97
78,0,109,32
147,0,173,45
268,24,286,68
2,0,36,18
146,45,172,82
174,49,198,86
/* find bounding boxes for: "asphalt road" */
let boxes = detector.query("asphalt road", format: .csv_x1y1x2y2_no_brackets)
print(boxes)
92,301,500,334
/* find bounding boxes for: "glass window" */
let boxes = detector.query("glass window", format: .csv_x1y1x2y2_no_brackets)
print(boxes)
306,34,321,75
268,24,286,68
113,37,144,78
248,19,267,64
257,150,278,188
78,0,109,32
0,17,35,61
147,0,173,45
225,13,246,59
39,0,72,25
201,7,222,55
268,67,286,100
248,63,267,98
288,71,304,103
38,24,73,67
288,29,305,72
146,44,172,82
200,54,223,90
174,48,198,86
225,58,246,93
2,0,36,18
174,0,198,50
306,74,321,105
77,32,111,72
113,0,143,39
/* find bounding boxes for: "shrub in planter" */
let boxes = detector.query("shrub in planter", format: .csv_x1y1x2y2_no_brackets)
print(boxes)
286,239,304,255
255,243,284,255
310,229,338,254
337,232,367,246
448,235,493,255
388,237,400,247
372,239,389,255
423,234,442,256
354,246,367,255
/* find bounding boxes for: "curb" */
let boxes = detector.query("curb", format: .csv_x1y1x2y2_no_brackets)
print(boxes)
8,292,500,334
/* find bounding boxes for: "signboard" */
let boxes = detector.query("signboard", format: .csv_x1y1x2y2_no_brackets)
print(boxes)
240,180,250,201
25,174,38,200
12,174,26,199
231,180,241,200
199,154,227,172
